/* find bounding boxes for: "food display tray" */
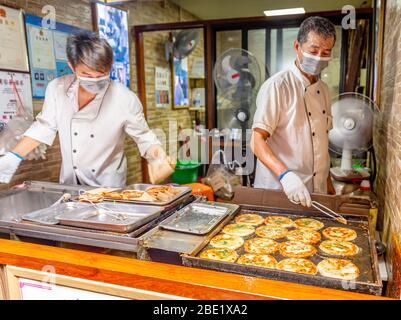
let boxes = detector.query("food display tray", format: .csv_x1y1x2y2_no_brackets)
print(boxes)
159,202,239,235
182,204,382,295
21,202,87,225
97,184,192,207
56,203,163,233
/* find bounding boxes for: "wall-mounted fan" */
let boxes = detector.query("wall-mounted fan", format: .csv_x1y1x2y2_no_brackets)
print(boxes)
165,29,201,61
329,92,375,181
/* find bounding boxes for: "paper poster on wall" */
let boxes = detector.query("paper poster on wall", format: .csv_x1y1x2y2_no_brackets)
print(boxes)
28,26,56,70
25,14,89,99
190,57,205,78
0,71,33,123
155,67,170,108
96,3,130,88
0,5,29,72
173,57,189,109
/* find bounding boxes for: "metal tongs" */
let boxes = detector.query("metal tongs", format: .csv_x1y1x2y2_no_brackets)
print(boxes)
291,200,348,225
78,190,127,221
50,193,72,207
92,203,128,221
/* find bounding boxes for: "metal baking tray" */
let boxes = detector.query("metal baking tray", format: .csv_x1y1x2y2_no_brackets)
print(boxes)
56,203,163,233
159,202,239,235
182,205,382,295
97,184,192,207
21,202,87,225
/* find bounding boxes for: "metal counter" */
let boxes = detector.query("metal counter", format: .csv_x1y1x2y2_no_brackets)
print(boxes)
0,181,194,252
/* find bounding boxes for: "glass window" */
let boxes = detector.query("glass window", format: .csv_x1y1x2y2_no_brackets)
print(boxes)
248,29,266,80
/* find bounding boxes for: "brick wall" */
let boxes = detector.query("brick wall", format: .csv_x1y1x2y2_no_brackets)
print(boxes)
0,0,199,190
373,0,401,298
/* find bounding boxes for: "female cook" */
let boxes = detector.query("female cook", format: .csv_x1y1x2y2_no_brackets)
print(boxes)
0,32,165,187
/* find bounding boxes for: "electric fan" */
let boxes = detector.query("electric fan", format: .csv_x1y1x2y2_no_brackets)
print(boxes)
328,92,375,181
214,48,263,132
165,29,201,61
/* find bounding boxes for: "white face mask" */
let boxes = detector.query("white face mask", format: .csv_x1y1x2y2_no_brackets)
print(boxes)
77,74,110,94
298,49,331,76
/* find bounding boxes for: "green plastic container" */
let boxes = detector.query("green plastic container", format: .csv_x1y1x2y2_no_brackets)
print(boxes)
171,160,201,184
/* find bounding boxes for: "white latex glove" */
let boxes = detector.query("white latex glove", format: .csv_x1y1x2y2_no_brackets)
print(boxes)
0,152,23,184
279,171,312,207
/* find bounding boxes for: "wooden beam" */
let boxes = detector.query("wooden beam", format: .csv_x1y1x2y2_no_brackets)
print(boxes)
0,239,392,300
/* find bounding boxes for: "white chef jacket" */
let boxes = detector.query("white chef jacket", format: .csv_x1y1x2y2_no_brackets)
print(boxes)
24,74,161,187
252,62,333,194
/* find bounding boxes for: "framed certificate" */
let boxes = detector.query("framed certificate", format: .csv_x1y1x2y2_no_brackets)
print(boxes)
0,5,29,73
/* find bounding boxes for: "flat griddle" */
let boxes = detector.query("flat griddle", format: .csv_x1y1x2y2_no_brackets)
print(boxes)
182,204,382,296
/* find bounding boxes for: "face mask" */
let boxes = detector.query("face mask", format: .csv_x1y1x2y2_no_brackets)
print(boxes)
77,74,110,94
298,49,331,76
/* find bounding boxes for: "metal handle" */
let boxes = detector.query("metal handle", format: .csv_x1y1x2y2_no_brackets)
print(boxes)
290,199,348,225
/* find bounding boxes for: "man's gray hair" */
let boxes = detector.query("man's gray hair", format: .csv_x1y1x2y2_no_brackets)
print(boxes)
67,32,114,73
297,16,336,45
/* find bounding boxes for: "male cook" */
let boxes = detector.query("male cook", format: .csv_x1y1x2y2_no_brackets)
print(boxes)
0,32,166,187
251,16,336,207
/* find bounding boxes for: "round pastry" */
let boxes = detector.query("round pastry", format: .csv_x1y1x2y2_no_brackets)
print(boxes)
264,215,295,228
294,218,325,230
256,225,288,239
121,190,144,200
276,258,317,275
279,241,317,258
209,234,244,250
199,248,238,263
235,213,264,226
244,238,279,254
237,254,277,269
319,240,360,256
222,224,255,237
322,227,357,241
317,258,360,280
102,191,123,200
286,229,321,244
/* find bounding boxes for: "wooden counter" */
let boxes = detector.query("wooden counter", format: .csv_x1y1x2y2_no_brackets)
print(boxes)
0,239,391,300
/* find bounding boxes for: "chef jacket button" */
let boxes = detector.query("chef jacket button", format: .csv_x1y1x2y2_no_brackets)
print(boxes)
92,169,96,173
90,134,94,138
73,149,77,153
73,166,77,170
74,132,78,136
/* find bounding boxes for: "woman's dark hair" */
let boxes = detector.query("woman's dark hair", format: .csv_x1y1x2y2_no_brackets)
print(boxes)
66,32,114,73
297,16,337,45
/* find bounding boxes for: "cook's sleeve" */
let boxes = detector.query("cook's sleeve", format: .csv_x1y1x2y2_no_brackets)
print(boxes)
124,93,162,157
23,80,58,146
251,79,283,136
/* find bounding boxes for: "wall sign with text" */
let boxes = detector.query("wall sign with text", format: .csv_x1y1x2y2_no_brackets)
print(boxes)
25,14,89,99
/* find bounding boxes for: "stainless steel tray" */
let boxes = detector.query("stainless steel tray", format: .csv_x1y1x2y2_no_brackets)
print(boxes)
101,184,192,206
21,202,87,225
56,203,163,233
159,202,239,235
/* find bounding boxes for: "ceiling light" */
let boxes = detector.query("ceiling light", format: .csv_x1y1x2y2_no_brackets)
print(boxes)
264,7,305,16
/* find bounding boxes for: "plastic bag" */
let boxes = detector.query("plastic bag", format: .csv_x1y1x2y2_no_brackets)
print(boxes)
0,76,47,160
203,150,242,200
